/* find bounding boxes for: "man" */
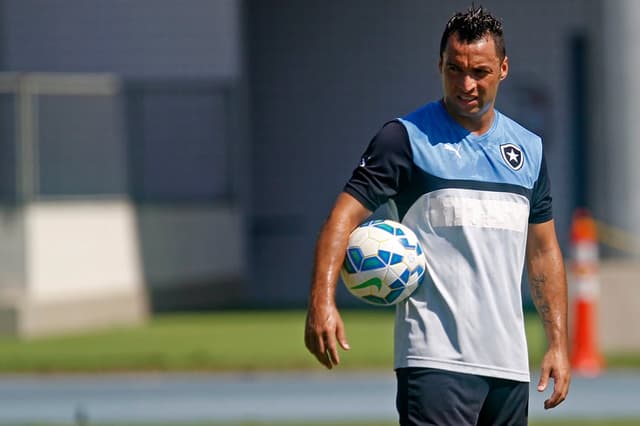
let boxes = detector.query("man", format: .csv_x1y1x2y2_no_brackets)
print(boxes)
304,5,570,425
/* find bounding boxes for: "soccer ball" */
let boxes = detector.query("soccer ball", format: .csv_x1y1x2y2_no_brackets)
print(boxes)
340,219,426,306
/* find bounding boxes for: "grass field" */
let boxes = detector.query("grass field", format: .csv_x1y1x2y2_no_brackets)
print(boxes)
3,310,389,372
0,309,530,372
0,309,637,372
0,311,638,425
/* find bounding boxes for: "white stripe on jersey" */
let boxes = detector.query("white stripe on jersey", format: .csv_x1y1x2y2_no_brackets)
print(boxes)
425,189,530,233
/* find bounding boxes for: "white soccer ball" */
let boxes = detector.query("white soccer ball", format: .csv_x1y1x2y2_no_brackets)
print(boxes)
340,219,426,306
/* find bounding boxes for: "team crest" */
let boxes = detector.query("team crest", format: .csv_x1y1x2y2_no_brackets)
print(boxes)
500,143,524,171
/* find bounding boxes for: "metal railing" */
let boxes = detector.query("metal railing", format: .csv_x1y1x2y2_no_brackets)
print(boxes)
0,73,235,204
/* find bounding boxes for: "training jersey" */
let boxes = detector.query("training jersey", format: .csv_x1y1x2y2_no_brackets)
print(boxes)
343,100,552,382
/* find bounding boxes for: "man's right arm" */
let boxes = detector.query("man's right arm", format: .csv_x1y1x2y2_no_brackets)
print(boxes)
304,192,372,369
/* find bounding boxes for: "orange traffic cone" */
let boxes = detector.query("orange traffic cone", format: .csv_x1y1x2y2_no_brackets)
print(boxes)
569,208,605,376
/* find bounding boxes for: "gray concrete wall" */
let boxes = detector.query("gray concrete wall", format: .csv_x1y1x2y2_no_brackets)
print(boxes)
595,261,640,352
2,0,240,79
0,1,251,312
587,0,640,248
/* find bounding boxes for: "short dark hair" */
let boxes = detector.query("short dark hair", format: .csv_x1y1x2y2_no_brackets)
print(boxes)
439,5,506,60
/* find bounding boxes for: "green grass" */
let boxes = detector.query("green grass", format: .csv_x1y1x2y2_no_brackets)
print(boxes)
0,310,395,372
0,309,633,373
1,310,637,426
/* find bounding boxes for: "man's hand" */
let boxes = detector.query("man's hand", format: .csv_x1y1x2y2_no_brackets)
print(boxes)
537,347,571,409
304,193,370,369
527,220,571,409
304,303,350,369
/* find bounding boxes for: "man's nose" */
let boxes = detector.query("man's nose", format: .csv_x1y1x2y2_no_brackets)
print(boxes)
460,74,475,92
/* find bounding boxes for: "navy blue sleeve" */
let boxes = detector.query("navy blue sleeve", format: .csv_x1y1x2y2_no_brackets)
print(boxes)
529,152,553,224
343,121,413,212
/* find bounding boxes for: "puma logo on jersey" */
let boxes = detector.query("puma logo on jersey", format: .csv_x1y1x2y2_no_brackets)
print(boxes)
443,143,462,159
359,156,370,167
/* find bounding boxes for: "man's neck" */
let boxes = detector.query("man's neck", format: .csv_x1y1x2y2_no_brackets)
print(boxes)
441,99,495,136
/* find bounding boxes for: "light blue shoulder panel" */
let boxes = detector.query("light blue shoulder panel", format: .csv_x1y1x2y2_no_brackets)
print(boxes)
398,102,542,190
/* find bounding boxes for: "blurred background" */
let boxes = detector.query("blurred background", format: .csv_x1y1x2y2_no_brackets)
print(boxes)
2,0,637,336
0,0,639,424
0,0,640,334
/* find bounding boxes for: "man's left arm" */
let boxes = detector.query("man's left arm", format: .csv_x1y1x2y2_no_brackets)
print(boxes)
526,219,571,409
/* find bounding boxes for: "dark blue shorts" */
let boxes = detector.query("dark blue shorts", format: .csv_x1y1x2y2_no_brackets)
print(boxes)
396,367,529,426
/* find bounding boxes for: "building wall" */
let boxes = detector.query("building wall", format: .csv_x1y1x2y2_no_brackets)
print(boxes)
0,1,244,204
587,0,640,251
0,0,249,316
2,0,240,79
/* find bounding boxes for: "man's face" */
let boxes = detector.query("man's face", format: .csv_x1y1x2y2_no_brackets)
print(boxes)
439,32,508,129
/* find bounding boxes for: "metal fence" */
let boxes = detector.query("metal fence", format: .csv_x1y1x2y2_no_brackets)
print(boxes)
0,73,234,204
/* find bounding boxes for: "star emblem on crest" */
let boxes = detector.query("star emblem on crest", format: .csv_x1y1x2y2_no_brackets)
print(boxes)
500,143,524,171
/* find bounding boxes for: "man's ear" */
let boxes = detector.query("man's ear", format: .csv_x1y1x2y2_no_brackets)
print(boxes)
500,56,509,80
